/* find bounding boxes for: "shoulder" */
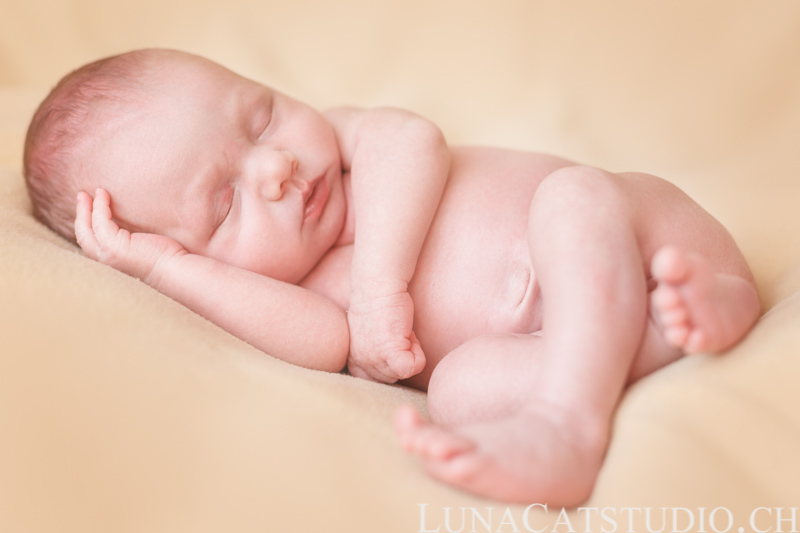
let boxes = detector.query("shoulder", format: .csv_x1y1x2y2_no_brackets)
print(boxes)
325,106,448,171
323,106,443,141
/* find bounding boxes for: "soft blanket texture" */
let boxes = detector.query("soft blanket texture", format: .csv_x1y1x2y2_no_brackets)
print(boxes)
2,1,800,531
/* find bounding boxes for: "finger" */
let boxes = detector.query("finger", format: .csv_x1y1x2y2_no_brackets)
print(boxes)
386,335,426,380
386,350,419,381
352,356,399,384
407,347,426,378
409,331,427,374
371,361,400,383
91,188,123,245
74,191,100,256
347,360,381,382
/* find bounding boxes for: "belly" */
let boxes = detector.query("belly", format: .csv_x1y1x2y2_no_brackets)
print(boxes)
402,147,572,390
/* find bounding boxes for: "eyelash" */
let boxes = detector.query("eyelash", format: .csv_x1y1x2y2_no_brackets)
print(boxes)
219,187,235,226
257,121,270,141
256,106,273,140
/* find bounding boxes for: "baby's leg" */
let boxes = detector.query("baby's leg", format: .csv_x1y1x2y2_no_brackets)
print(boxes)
398,166,654,505
424,332,546,428
650,245,760,353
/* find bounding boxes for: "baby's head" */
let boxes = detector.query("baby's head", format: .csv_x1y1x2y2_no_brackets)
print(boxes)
24,50,156,241
24,49,347,283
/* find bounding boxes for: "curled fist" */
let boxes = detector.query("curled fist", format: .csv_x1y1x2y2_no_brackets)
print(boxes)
346,288,426,383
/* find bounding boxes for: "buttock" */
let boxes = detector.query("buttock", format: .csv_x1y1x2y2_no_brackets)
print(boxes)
616,172,751,280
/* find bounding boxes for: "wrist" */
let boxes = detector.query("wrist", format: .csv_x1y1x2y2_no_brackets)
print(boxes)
144,249,189,291
350,254,414,296
350,275,408,301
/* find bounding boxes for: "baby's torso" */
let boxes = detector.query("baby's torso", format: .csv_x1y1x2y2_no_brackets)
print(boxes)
302,146,573,389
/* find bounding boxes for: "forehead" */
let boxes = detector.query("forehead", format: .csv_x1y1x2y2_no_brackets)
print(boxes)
154,56,262,123
90,57,267,239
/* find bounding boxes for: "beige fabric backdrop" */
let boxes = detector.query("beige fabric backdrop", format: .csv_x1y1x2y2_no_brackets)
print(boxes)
2,1,800,532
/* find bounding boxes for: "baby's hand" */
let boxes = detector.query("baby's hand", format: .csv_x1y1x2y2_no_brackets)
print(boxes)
346,287,426,383
75,189,187,288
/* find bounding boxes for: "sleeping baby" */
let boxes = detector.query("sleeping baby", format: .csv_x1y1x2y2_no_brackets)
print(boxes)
23,49,760,506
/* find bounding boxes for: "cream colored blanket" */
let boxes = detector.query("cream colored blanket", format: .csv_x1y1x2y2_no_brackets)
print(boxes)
2,1,800,531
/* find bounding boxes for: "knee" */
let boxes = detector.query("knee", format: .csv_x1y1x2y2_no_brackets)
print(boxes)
537,165,622,202
530,165,630,224
427,334,534,427
426,336,495,425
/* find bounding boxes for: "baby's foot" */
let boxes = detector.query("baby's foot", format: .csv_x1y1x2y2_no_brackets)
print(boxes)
650,245,758,353
394,405,605,506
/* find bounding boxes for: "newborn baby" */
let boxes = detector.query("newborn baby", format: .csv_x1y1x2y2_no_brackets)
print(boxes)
24,49,760,506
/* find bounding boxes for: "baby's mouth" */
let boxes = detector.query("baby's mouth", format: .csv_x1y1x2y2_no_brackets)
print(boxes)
303,175,328,224
303,180,315,205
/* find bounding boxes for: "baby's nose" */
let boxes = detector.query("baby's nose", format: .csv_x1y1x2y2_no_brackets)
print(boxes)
259,149,298,201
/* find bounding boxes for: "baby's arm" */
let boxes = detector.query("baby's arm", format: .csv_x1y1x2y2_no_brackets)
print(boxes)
325,108,450,383
75,189,349,372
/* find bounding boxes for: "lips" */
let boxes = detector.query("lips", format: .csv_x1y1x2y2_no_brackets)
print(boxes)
303,174,329,224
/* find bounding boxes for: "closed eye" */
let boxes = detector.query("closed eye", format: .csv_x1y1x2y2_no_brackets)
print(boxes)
256,113,272,140
222,190,234,223
212,185,236,236
255,96,274,140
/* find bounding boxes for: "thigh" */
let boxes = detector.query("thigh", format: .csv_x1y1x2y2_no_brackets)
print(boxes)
526,165,651,418
526,167,747,387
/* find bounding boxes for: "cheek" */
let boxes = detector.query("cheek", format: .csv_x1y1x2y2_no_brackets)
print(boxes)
238,232,310,284
306,117,340,160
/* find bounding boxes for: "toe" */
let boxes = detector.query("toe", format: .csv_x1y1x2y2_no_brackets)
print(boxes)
652,285,682,310
685,329,707,353
426,430,475,460
664,324,690,348
395,405,476,460
652,245,689,284
394,405,428,452
422,447,487,489
394,404,424,432
660,306,689,327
